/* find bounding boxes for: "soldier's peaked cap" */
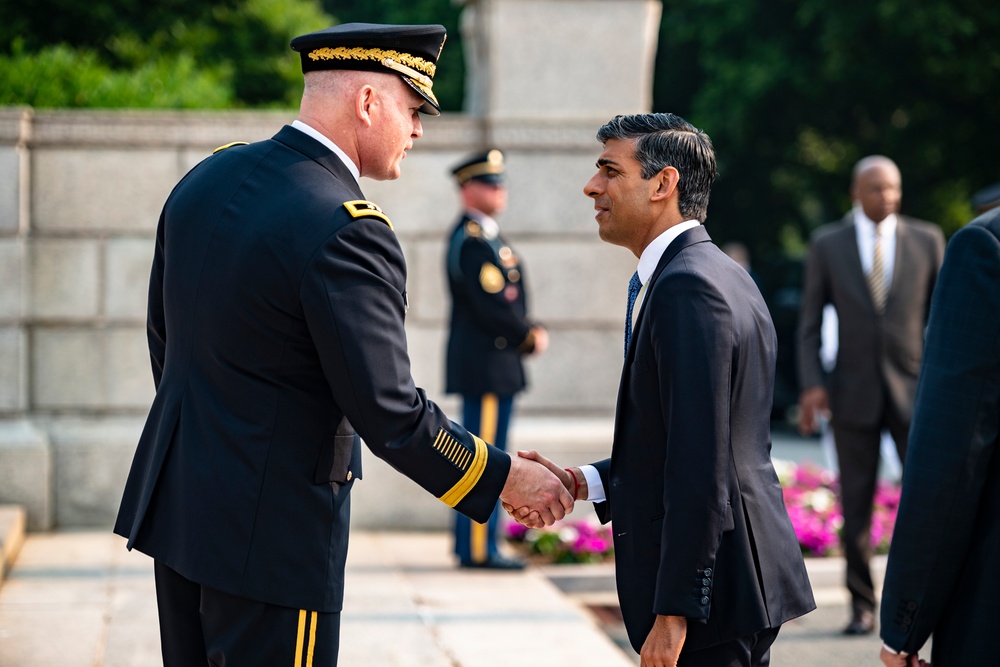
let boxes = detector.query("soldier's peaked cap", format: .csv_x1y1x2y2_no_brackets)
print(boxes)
291,23,447,116
452,149,506,186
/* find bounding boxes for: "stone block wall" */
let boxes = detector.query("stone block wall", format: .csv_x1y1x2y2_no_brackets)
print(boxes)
0,0,662,530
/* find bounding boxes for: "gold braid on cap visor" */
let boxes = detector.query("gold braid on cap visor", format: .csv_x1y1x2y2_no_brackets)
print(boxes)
307,46,437,79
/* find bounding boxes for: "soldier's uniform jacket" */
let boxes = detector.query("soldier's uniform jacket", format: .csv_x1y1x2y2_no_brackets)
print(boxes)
445,212,536,396
114,126,510,613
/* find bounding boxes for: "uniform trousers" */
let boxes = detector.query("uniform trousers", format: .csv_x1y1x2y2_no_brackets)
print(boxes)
452,393,514,564
833,389,910,613
154,561,340,667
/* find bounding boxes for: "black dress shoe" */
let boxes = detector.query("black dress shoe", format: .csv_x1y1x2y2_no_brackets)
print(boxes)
843,609,875,635
459,555,526,570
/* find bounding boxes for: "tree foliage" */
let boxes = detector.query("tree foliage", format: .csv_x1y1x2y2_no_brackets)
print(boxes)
0,0,333,108
653,0,1000,273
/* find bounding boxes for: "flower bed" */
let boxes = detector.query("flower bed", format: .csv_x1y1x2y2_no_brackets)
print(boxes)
773,459,901,557
505,460,902,562
505,519,614,564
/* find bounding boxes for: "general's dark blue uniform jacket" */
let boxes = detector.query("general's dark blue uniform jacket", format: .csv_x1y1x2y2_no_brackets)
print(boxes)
114,126,510,613
445,213,534,396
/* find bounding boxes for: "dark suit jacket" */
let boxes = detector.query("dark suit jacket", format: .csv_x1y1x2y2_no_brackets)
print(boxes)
797,214,944,428
445,213,533,396
592,226,815,653
113,126,510,613
879,208,1000,664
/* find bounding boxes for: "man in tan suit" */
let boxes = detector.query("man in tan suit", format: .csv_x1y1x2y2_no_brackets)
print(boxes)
796,156,944,636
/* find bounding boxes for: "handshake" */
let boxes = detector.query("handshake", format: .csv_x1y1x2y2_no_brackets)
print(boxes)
499,450,586,529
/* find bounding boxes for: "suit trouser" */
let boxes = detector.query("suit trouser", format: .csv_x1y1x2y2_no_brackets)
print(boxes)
833,404,909,613
677,626,780,667
453,393,514,564
154,561,340,667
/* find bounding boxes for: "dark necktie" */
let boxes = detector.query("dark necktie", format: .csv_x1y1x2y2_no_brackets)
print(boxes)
624,271,642,357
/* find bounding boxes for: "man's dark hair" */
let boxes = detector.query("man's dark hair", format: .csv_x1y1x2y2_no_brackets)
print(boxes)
596,113,717,223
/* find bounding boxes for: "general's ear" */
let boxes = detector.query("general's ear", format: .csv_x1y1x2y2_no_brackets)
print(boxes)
355,85,378,128
650,166,680,202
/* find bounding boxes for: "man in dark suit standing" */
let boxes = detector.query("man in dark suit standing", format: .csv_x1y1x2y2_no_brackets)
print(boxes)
445,149,548,569
112,23,571,666
797,156,944,635
878,205,1000,667
516,113,814,666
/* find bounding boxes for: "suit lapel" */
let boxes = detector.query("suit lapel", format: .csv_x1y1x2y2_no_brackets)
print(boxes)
836,216,874,309
612,225,713,453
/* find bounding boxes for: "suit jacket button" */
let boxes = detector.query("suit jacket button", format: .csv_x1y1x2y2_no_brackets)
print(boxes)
494,337,508,349
346,470,353,481
700,596,710,605
907,601,917,611
703,568,713,576
702,578,711,586
701,587,710,595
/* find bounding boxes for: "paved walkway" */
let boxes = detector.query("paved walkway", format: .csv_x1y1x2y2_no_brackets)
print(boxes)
0,529,899,667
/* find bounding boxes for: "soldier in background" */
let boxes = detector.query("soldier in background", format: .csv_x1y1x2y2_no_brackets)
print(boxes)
445,149,549,569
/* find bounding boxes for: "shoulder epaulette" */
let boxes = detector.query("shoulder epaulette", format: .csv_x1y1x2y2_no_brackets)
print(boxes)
212,141,249,154
344,200,393,231
464,220,482,238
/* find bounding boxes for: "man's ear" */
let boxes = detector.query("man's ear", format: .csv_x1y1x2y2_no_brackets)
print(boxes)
355,85,377,128
650,166,680,202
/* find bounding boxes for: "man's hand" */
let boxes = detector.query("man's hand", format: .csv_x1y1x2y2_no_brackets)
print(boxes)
879,646,927,667
530,326,549,355
499,452,573,528
640,615,686,667
798,386,830,435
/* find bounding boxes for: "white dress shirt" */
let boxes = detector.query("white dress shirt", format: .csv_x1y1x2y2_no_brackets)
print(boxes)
580,220,702,502
291,120,360,186
854,205,896,291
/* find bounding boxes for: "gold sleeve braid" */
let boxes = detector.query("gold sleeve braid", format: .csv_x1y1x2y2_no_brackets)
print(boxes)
434,430,489,507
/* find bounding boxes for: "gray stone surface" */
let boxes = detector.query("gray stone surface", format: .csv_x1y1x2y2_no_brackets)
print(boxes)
0,147,23,234
29,239,101,320
0,328,26,413
503,150,612,234
105,238,154,321
45,418,144,528
0,239,24,320
0,421,51,530
466,0,660,120
31,329,105,409
32,148,177,233
104,328,155,410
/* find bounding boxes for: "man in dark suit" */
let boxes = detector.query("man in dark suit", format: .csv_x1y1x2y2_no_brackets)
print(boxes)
445,149,548,569
878,205,1000,667
112,23,571,666
796,156,945,635
516,113,814,666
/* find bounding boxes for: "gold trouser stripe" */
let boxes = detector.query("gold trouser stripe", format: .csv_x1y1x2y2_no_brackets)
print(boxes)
471,394,499,562
294,610,306,666
306,611,317,666
294,610,318,667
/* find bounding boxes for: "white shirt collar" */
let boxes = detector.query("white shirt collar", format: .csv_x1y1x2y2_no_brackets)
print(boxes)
291,120,360,185
853,205,897,237
636,220,702,284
